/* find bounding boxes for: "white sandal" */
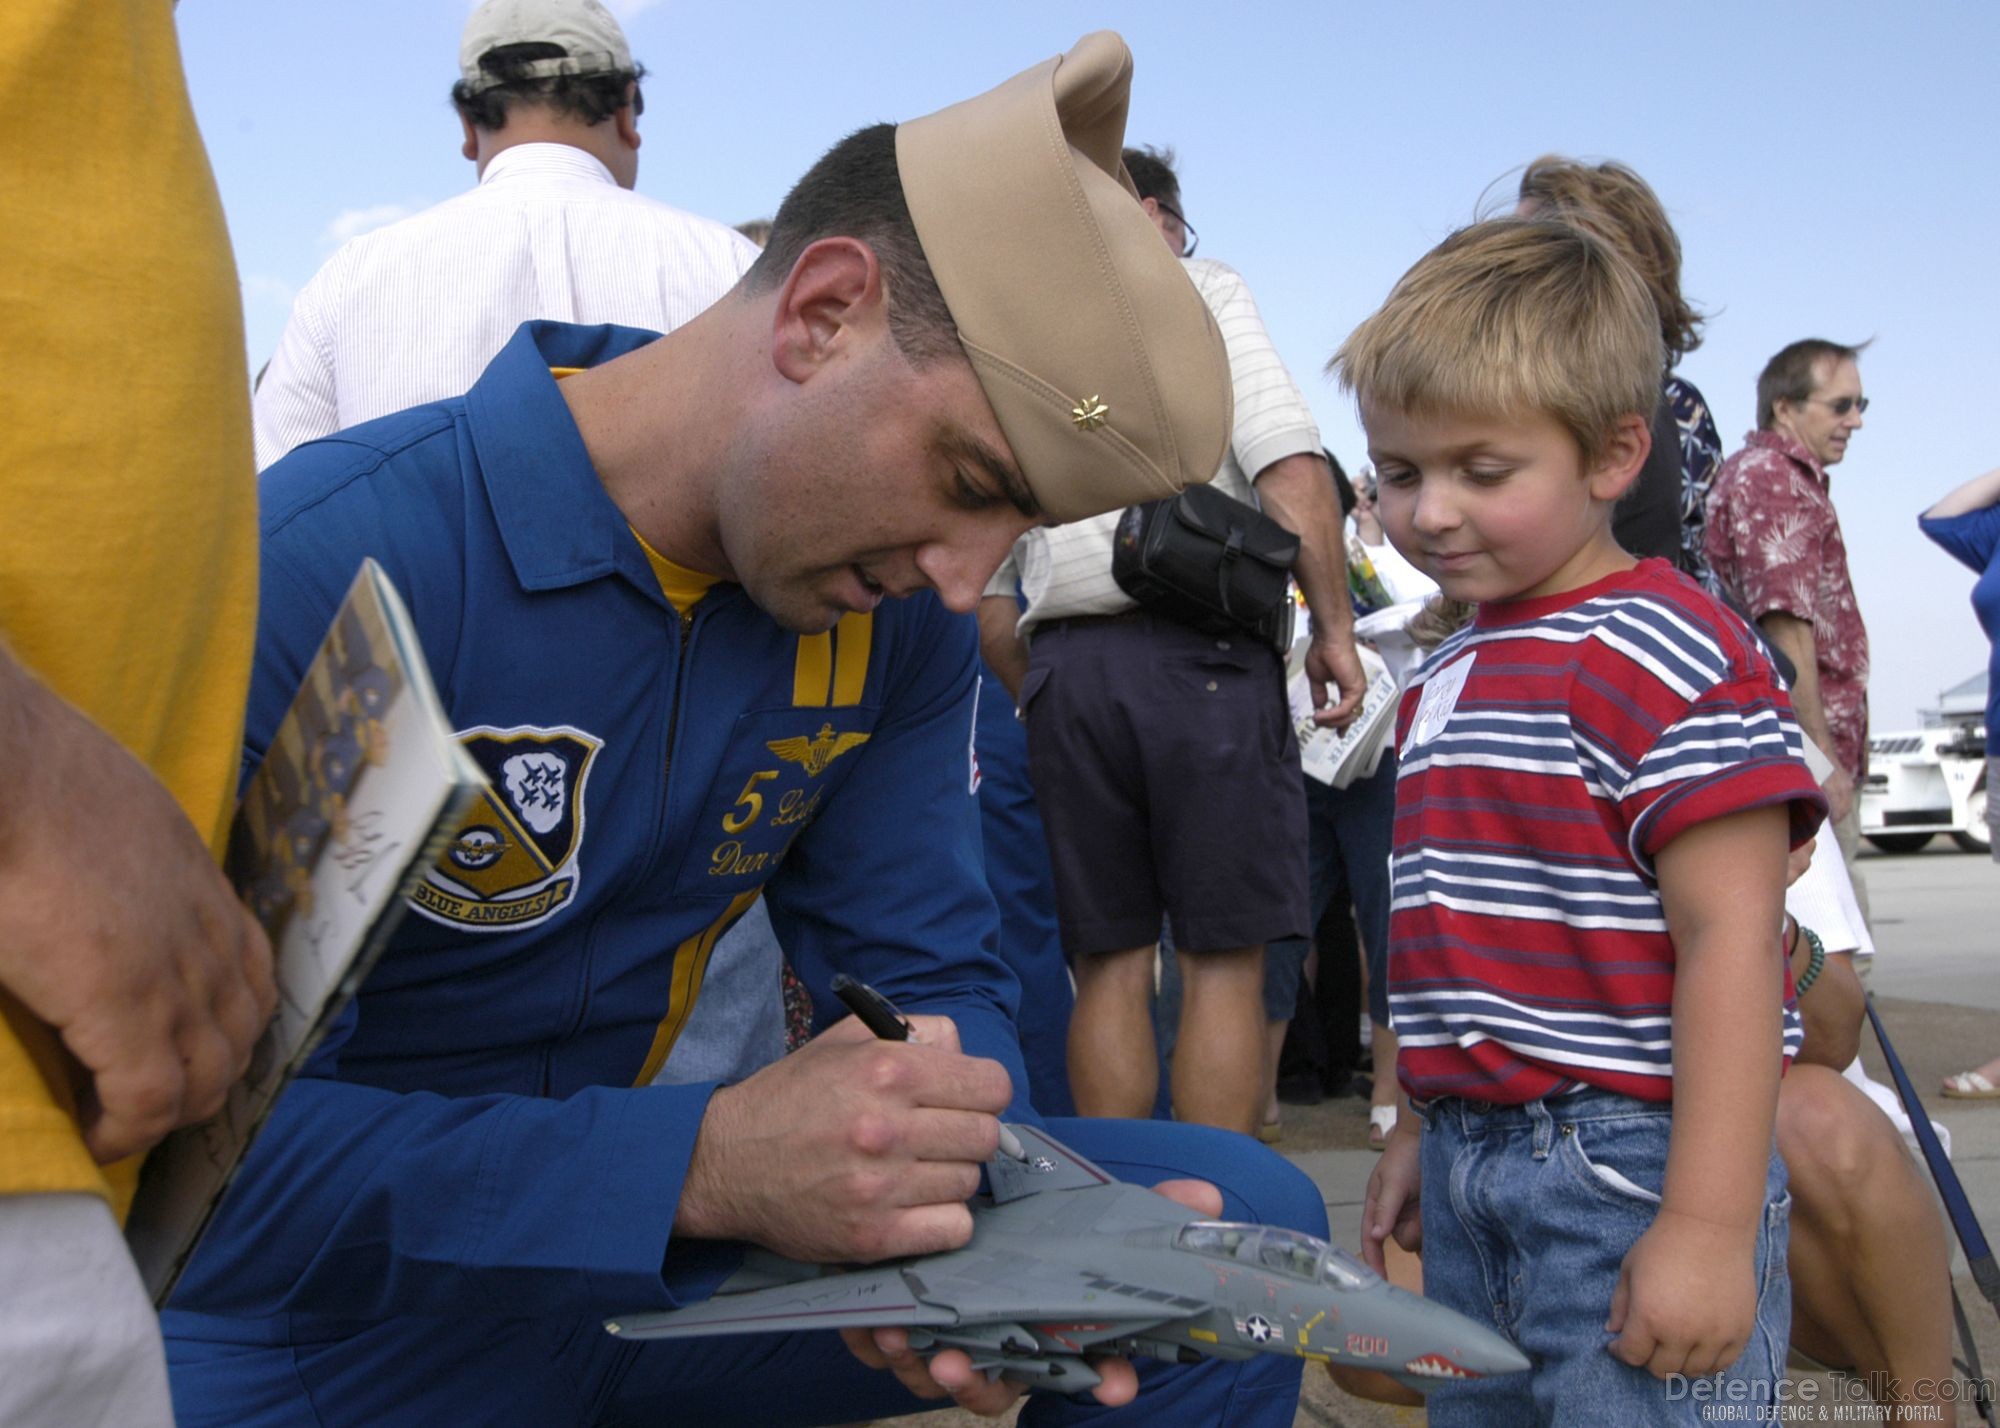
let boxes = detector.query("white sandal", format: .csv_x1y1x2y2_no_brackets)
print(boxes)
1941,1070,2000,1100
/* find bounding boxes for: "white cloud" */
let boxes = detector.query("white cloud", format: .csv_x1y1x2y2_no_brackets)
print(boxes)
318,203,418,248
240,272,296,312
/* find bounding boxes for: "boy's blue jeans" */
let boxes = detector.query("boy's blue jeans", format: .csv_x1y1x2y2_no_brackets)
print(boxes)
1414,1087,1791,1426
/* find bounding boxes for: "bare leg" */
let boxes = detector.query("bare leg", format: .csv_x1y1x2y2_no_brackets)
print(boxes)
1066,944,1160,1120
1370,1021,1399,1109
1170,944,1266,1136
1262,1018,1287,1133
1779,1065,1953,1420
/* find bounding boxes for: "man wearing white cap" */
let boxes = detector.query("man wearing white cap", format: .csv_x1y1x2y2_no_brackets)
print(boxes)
250,0,756,470
166,35,1323,1428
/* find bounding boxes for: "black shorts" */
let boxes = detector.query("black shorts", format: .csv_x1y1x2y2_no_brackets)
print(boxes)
1020,611,1309,957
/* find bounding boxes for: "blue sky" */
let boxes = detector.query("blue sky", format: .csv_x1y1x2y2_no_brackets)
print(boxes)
176,1,1998,731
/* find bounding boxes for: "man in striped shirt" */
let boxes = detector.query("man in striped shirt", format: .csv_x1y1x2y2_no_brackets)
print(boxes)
1334,219,1826,1423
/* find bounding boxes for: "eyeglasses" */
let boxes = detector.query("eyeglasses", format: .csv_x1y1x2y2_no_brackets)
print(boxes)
1154,200,1199,258
1809,395,1869,416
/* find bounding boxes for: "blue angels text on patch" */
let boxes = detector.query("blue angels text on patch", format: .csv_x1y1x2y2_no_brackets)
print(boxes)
410,724,602,931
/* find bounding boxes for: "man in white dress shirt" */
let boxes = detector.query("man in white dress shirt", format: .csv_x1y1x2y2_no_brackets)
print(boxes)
251,0,756,469
254,0,780,1079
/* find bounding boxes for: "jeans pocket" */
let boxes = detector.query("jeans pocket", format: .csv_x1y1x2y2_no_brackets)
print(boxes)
1557,1118,1666,1208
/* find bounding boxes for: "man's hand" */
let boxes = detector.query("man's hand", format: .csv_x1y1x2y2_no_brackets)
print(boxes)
1305,628,1367,731
1820,765,1855,825
1252,451,1364,729
677,1013,1013,1262
840,1179,1225,1416
1606,1208,1759,1378
1361,1114,1423,1273
0,665,276,1162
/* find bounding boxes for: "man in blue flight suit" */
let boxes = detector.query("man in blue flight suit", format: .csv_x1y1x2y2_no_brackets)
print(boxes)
164,34,1330,1428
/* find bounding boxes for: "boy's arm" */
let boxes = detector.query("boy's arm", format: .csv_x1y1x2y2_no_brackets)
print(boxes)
1361,1101,1423,1274
1610,803,1789,1379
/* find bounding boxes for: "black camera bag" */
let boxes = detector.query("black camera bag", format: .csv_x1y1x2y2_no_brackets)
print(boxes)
1111,483,1299,649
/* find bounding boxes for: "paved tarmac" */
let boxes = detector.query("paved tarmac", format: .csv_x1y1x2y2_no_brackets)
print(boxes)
890,842,2000,1427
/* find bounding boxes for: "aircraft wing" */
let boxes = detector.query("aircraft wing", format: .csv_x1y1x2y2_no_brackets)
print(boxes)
607,1245,1200,1344
605,1265,956,1340
989,1122,1118,1203
901,1242,1204,1329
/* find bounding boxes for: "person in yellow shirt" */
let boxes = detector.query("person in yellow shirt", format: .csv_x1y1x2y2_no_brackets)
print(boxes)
0,2,275,1422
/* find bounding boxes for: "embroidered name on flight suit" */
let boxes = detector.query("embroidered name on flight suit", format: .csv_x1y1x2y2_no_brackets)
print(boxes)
634,614,875,1082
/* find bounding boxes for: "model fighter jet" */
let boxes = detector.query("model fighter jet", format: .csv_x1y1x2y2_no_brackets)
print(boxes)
605,1123,1528,1395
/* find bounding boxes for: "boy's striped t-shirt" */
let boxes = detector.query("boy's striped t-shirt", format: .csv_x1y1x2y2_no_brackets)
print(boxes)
1389,558,1827,1105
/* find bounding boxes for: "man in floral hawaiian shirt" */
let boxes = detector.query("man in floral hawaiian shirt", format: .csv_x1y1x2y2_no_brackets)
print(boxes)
1706,337,1872,912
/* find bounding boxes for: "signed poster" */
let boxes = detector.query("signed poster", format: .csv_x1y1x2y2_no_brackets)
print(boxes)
126,560,487,1302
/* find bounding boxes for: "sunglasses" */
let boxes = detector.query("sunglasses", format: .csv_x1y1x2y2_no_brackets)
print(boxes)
1808,395,1869,416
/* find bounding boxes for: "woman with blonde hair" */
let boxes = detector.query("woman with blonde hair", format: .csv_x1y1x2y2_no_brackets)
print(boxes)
1516,155,1724,590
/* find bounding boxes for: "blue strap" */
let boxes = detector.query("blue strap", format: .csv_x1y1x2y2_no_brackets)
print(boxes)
1864,994,1997,1423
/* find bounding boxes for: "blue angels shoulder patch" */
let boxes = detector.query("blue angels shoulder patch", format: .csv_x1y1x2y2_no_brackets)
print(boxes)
409,724,602,931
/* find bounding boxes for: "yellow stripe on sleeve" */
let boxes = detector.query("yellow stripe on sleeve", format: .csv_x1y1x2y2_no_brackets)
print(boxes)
830,613,873,707
793,632,833,707
633,888,765,1085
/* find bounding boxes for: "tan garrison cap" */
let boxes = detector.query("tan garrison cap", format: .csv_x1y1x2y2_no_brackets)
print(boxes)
460,0,632,95
897,33,1232,523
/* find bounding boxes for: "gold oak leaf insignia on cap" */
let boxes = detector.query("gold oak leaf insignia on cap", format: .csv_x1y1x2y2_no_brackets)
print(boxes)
767,723,872,777
1069,395,1109,432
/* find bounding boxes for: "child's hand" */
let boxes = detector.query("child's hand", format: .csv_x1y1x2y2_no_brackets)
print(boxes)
1605,1208,1759,1378
1361,1118,1423,1274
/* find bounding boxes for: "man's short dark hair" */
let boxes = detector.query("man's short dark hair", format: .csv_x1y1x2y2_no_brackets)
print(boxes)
451,43,644,130
744,123,959,366
1121,145,1181,210
1756,338,1872,429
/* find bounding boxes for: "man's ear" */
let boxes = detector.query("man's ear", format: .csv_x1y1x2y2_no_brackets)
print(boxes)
769,238,886,384
1588,411,1652,501
615,83,641,151
459,113,481,164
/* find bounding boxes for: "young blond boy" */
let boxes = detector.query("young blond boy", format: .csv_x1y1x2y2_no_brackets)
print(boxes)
1337,220,1827,1423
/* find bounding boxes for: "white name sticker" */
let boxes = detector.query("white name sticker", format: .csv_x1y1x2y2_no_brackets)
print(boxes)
1404,652,1476,752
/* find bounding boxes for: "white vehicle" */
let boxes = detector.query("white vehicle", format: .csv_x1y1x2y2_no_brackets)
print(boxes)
1860,673,1988,854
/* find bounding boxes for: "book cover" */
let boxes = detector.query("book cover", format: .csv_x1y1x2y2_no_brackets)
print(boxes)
126,560,486,1302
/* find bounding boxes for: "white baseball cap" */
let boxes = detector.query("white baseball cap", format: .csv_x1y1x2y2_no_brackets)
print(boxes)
459,0,633,95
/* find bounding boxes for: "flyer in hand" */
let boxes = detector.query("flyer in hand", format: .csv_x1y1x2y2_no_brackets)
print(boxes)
1288,642,1400,788
125,560,487,1303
